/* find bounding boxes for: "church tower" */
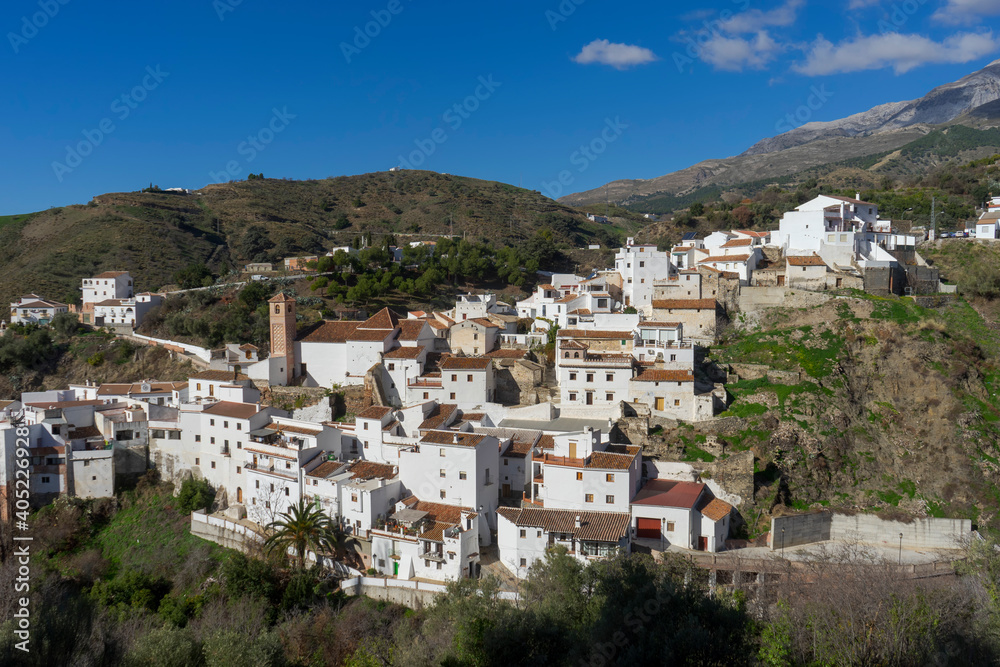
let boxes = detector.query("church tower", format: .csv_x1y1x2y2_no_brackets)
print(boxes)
268,293,296,385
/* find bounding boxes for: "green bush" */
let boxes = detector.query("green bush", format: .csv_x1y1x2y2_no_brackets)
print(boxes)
87,351,105,366
220,552,278,603
126,626,203,667
176,478,214,514
203,630,285,667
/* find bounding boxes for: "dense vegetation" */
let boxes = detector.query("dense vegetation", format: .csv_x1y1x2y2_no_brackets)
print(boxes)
3,477,999,666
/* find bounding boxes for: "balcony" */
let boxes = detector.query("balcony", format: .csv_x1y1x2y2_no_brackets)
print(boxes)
639,340,692,350
532,453,586,468
421,551,446,563
244,463,297,480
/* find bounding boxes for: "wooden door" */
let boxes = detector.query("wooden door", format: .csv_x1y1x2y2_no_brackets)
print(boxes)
655,397,665,411
586,393,593,406
236,487,243,503
777,275,785,287
502,483,510,498
569,442,577,459
697,536,708,551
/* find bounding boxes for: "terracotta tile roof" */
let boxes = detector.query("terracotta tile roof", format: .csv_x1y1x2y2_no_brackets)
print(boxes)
427,319,450,331
487,349,528,359
67,425,102,439
94,299,128,307
17,300,67,309
358,405,393,420
93,271,128,279
537,435,555,450
560,340,588,349
699,254,751,263
420,430,489,447
271,423,323,436
632,479,705,509
698,496,733,522
786,254,827,267
587,450,637,470
734,230,769,238
306,461,344,479
720,238,753,248
569,308,592,315
268,293,296,303
632,369,694,383
384,346,425,359
637,321,682,329
298,321,360,344
538,284,556,290
399,498,468,524
349,328,395,342
652,299,717,310
239,344,259,351
557,330,634,339
202,401,259,419
419,404,458,430
467,317,500,328
348,460,397,480
190,370,251,382
440,356,492,371
397,319,429,340
497,507,631,543
556,294,579,304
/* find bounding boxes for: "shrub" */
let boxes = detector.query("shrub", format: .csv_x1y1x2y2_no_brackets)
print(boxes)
126,626,203,667
220,553,278,603
176,478,215,514
202,630,285,667
87,351,105,366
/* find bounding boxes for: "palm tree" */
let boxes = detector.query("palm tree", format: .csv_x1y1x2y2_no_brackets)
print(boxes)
264,499,341,570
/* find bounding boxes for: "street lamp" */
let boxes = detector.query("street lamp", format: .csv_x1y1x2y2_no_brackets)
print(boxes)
781,527,785,558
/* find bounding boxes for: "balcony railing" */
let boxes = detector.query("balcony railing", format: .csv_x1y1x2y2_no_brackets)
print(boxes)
244,463,297,480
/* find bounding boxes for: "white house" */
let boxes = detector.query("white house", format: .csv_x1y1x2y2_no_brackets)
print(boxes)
976,211,1000,239
614,238,675,313
630,479,732,552
9,295,68,326
93,292,164,329
497,506,631,577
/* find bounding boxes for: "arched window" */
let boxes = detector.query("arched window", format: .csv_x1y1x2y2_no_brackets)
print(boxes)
574,352,580,358
274,305,280,314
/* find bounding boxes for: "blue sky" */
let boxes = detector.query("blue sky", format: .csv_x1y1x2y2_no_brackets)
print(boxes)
2,0,999,214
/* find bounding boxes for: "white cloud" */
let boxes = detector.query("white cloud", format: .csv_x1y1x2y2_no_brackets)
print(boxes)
794,31,1000,75
719,0,804,34
700,31,783,71
572,39,659,70
847,0,881,8
934,0,1000,24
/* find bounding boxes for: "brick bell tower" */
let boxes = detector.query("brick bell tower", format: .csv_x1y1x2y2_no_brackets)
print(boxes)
268,293,296,385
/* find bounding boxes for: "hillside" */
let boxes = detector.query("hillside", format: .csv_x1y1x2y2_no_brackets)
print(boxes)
561,61,1000,210
0,171,629,310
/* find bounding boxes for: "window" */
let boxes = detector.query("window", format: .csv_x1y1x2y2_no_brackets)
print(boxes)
666,522,675,532
211,461,216,469
586,374,594,383
363,422,368,430
423,392,429,400
467,374,473,382
255,480,260,489
606,373,613,382
388,363,395,371
440,489,446,499
674,399,681,406
569,393,577,401
210,419,215,426
440,469,446,478
237,466,241,474
196,383,201,391
473,333,478,340
537,530,542,538
224,421,228,428
459,471,467,480
639,261,645,267
41,476,49,483
576,472,583,481
195,435,201,442
195,458,200,465
450,393,456,400
237,424,242,431
440,448,446,457
606,495,614,504
237,442,242,449
451,374,458,382
520,529,526,538
606,473,615,482
210,437,215,444
585,494,594,503
351,494,358,502
520,558,527,567
670,354,676,361
569,372,577,381
83,460,90,467
606,393,614,401
285,461,291,469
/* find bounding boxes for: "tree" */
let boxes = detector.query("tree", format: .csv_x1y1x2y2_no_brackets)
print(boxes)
732,206,754,227
50,312,81,338
263,499,342,570
176,478,214,514
690,201,705,216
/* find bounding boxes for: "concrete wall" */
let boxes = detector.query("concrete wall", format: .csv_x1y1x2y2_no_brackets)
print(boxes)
341,576,518,608
738,287,833,312
770,512,972,551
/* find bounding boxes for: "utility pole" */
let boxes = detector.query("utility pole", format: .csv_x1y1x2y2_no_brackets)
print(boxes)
931,196,936,240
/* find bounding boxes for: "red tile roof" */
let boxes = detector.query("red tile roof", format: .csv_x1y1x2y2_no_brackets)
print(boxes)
202,401,260,419
348,460,397,480
190,370,251,382
632,479,705,509
632,369,694,383
588,450,638,470
384,346,425,359
398,497,469,524
420,430,489,447
299,321,361,344
306,460,344,479
467,318,500,329
93,271,128,279
786,255,827,267
440,357,492,370
497,507,631,543
487,349,528,359
698,496,733,522
698,254,752,263
357,405,393,420
720,238,753,248
419,404,458,430
397,319,429,340
652,299,717,310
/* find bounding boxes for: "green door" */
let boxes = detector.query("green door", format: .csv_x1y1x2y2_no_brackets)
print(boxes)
393,561,399,576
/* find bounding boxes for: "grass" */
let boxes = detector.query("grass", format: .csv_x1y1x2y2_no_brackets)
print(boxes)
716,326,844,379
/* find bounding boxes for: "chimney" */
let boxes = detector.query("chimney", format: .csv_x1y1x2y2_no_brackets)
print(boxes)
453,433,460,444
575,515,581,528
